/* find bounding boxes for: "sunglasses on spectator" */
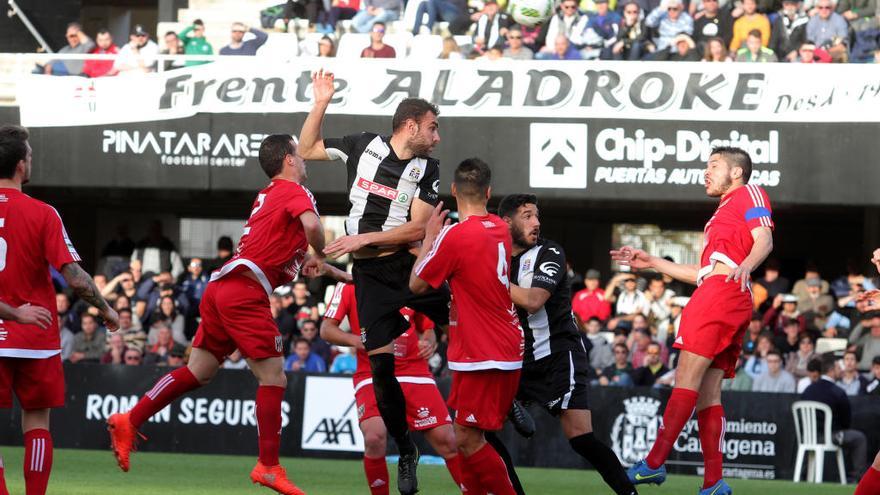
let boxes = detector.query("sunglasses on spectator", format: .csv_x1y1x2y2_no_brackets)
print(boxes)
373,28,385,33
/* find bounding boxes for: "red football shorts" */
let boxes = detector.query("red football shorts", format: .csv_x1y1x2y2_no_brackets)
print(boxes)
192,273,282,362
0,355,65,409
355,377,452,430
448,369,521,431
675,275,753,378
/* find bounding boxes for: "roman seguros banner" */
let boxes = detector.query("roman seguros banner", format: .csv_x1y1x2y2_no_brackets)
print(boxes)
10,59,880,204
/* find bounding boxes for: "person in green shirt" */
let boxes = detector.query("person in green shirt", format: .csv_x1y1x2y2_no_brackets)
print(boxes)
178,19,213,66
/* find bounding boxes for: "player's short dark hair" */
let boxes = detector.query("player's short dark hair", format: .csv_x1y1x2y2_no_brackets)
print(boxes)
392,98,439,132
497,194,537,219
0,125,29,179
844,349,860,360
301,319,318,329
872,355,880,366
118,307,133,316
193,19,205,27
807,357,823,373
766,349,783,360
710,146,752,184
258,134,295,179
96,28,111,37
165,31,179,38
453,158,491,200
646,341,661,351
613,343,628,353
820,353,837,374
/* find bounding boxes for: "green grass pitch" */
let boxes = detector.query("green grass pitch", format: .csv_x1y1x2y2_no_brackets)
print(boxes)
0,447,857,494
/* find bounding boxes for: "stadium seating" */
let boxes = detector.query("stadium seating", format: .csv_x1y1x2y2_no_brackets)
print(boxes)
257,33,301,59
791,400,847,485
409,34,443,59
336,33,371,59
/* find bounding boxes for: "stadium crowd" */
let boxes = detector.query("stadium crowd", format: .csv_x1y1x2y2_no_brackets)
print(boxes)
32,0,880,75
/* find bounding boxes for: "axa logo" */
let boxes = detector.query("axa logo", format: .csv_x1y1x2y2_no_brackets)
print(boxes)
539,261,561,277
305,399,358,447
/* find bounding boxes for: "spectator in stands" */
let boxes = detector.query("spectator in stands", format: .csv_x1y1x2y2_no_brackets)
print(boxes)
123,347,143,366
571,0,620,59
825,309,853,337
657,297,687,347
645,0,694,55
503,27,535,59
102,270,139,308
412,0,469,35
752,350,796,392
300,319,332,364
604,2,651,60
223,349,249,369
141,272,190,319
730,0,770,52
743,313,764,354
598,343,635,387
693,0,733,48
807,0,849,48
70,313,106,363
318,36,337,57
538,0,586,58
160,31,185,70
56,292,78,332
572,269,612,325
220,23,269,55
764,294,808,336
785,334,816,379
655,32,701,60
352,0,403,33
802,354,868,483
59,316,75,362
744,331,775,378
796,356,823,392
440,36,465,59
630,342,669,387
180,258,208,310
82,29,118,78
179,19,213,66
722,356,754,391
145,323,176,365
270,293,298,352
327,0,361,31
735,29,778,61
166,344,187,368
100,225,136,277
361,22,397,57
793,266,830,300
799,276,835,317
865,356,880,395
42,22,95,76
645,277,674,326
102,333,126,364
770,0,809,61
149,295,187,344
755,259,790,308
283,0,324,32
630,328,669,368
471,0,511,53
204,236,234,274
775,320,803,354
702,36,731,60
116,308,147,352
849,312,880,371
132,221,184,279
111,25,159,74
286,338,327,372
287,280,320,325
837,350,869,395
614,274,649,321
583,317,613,372
330,346,358,374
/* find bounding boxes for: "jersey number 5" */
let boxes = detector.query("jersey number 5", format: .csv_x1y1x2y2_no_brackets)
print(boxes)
0,218,6,272
497,242,509,288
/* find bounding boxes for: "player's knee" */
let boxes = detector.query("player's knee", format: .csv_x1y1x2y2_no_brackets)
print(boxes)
363,429,387,455
433,432,458,457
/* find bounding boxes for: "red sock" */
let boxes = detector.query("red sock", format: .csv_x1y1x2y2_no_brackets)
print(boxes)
363,455,390,495
444,454,465,492
466,443,516,495
646,388,699,469
459,459,485,495
0,456,8,495
130,367,200,428
855,466,880,495
698,405,725,489
23,429,52,495
256,385,285,466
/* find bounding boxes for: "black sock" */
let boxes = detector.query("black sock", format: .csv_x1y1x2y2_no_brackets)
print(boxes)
369,353,414,455
485,432,526,495
570,433,637,495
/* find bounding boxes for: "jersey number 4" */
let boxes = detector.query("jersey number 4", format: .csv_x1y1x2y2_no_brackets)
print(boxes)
497,242,509,288
0,218,6,272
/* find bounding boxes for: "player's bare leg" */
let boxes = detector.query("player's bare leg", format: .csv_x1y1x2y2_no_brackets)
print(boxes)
360,417,391,495
21,408,51,495
560,409,637,495
368,344,419,495
695,368,730,494
108,348,217,471
247,356,305,495
423,424,465,492
454,424,516,495
855,451,880,495
629,350,713,486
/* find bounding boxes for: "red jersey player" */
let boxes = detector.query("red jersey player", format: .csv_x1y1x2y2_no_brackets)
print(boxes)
321,282,465,494
108,135,344,495
410,158,524,495
0,125,119,495
613,147,774,495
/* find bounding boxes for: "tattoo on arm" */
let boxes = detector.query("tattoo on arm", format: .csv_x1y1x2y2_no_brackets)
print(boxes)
61,263,109,312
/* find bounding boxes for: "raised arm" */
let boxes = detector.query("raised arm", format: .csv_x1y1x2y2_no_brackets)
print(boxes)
611,246,700,285
298,70,336,161
60,262,119,331
326,198,435,258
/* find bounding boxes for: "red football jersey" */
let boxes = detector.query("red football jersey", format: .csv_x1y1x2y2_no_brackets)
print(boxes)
415,214,524,371
323,282,434,386
697,183,774,285
211,179,318,294
0,188,80,356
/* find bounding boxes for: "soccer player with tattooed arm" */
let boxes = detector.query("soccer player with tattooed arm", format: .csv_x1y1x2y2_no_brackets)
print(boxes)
613,147,774,495
0,125,118,495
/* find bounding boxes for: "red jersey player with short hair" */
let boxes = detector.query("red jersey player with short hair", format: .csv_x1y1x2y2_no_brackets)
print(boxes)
108,134,345,495
613,147,774,495
410,158,524,495
321,282,465,494
0,125,119,495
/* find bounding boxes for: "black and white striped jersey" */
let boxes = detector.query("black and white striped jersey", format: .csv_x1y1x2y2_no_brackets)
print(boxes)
510,238,583,363
324,132,440,236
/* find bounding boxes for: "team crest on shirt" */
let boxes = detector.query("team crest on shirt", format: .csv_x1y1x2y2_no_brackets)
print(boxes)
522,259,532,272
274,336,282,353
357,403,366,419
611,396,663,466
408,167,422,181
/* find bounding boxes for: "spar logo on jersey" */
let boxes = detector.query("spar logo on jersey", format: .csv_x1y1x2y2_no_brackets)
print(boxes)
539,261,561,277
611,396,662,466
356,178,410,204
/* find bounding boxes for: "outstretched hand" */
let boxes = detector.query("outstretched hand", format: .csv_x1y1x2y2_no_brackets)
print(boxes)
609,246,652,271
857,289,880,307
312,69,336,105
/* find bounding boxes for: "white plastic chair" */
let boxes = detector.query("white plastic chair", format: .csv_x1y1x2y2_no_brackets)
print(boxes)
256,33,300,59
408,34,443,58
815,338,848,355
336,33,371,58
383,32,413,58
791,400,846,484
